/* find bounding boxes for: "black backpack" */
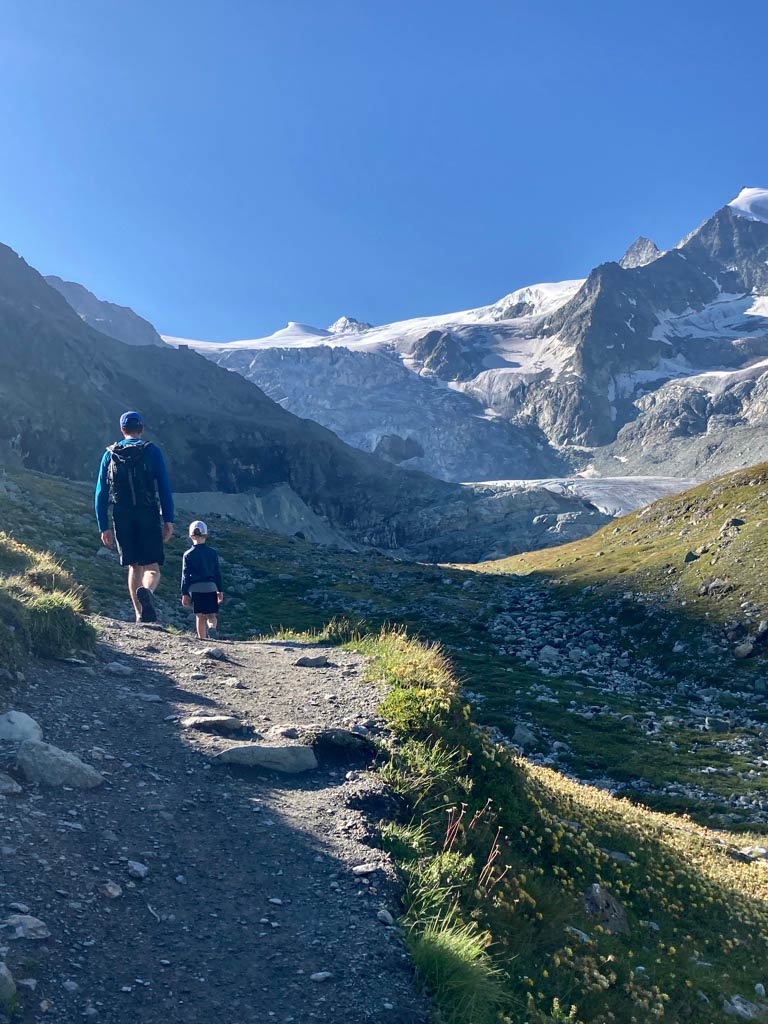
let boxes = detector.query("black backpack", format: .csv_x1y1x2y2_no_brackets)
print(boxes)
107,442,157,507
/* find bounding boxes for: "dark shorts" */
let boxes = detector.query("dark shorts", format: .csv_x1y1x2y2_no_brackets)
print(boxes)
113,504,165,568
191,591,219,615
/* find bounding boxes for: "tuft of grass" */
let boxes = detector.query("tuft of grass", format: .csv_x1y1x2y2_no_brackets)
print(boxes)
0,532,93,670
408,916,505,1024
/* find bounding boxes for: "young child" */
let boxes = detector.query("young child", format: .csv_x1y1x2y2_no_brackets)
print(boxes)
181,520,224,639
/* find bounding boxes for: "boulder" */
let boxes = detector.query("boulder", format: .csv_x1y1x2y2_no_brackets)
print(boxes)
310,727,375,753
512,723,538,750
538,645,560,665
582,883,629,935
295,655,329,668
734,641,755,660
722,995,768,1021
1,913,51,940
214,743,318,773
0,710,43,743
17,741,104,789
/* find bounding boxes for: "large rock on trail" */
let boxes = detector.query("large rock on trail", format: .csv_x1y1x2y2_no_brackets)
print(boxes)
214,743,318,773
17,741,105,789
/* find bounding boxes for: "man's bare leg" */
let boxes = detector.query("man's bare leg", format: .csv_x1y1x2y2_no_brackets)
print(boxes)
196,613,208,640
142,563,160,592
128,564,143,620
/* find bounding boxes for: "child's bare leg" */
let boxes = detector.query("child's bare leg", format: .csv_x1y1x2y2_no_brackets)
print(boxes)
196,613,208,640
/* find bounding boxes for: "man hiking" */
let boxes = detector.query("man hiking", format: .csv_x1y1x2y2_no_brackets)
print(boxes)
95,411,175,623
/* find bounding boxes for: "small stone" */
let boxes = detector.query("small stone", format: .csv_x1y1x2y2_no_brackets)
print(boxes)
105,662,133,676
102,882,123,899
352,863,380,877
0,963,16,1002
269,898,283,906
202,648,226,660
62,979,79,993
8,902,30,913
182,714,241,733
295,655,329,668
0,772,22,795
1,913,51,940
734,641,755,660
0,710,43,743
127,861,149,880
377,909,394,926
310,971,333,983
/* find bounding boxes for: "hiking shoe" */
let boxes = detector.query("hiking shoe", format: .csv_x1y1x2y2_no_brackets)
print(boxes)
136,587,158,623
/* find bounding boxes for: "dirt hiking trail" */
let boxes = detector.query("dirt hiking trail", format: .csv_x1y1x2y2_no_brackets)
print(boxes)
0,619,429,1024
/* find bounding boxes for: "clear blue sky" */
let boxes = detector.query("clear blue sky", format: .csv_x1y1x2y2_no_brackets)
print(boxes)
1,1,766,339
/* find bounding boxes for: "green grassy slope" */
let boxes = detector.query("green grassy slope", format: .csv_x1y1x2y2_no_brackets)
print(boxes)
472,464,768,646
334,628,768,1023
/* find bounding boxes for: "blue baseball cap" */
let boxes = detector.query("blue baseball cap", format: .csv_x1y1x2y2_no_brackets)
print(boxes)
120,410,143,429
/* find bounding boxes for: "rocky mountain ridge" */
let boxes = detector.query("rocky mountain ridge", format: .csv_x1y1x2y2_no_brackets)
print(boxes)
160,188,768,483
45,275,166,347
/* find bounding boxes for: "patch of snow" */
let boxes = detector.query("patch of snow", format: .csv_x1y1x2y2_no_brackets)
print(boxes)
727,187,768,224
473,476,696,517
663,357,768,397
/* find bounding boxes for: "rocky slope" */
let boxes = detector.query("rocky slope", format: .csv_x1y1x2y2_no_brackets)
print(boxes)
167,187,768,482
45,275,166,347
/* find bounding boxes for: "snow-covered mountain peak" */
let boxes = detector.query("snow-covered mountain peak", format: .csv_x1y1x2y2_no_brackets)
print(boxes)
727,187,768,224
328,316,373,335
619,236,662,270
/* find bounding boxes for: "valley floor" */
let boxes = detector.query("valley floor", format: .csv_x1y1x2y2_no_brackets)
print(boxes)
0,621,426,1024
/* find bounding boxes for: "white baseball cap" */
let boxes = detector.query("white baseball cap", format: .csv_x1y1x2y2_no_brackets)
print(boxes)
189,520,208,536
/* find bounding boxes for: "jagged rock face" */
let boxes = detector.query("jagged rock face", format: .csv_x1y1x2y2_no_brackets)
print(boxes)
619,236,662,269
410,330,475,380
373,434,424,463
45,275,166,347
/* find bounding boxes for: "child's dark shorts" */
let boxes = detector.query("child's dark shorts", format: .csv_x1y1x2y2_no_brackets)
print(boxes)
191,591,219,615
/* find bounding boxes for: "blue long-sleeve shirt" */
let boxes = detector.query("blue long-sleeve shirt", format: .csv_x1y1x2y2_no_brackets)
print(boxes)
181,543,223,595
95,439,175,531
